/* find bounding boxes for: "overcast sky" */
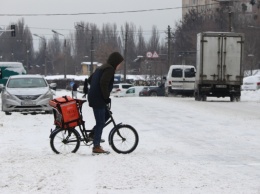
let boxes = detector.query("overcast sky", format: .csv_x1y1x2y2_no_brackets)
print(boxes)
1,0,182,47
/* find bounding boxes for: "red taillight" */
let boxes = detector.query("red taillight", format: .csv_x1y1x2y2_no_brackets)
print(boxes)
257,82,260,86
116,88,121,92
168,81,172,84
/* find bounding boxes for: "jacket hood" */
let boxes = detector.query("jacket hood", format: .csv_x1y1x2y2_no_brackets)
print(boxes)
107,52,124,69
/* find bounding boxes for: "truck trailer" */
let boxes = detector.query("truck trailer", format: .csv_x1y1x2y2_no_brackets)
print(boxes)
195,32,244,102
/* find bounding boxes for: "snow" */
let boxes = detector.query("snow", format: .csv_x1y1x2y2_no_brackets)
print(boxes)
1,89,260,193
45,74,154,82
45,75,89,81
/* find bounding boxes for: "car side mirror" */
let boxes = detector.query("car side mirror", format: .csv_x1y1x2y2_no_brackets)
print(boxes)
49,83,57,91
0,84,4,92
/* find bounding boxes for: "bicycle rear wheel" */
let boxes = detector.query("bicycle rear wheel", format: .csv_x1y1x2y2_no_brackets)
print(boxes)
110,124,139,154
50,128,81,154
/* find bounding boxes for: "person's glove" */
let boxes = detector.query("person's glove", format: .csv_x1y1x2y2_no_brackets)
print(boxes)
104,98,111,104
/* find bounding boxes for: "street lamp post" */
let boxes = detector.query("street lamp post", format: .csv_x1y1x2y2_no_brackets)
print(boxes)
51,30,67,79
76,24,94,76
133,55,143,74
26,49,29,71
17,40,30,72
248,54,254,75
33,34,47,76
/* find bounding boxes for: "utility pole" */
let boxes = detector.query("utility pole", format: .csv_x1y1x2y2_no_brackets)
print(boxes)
123,30,128,82
90,36,94,75
33,34,47,76
51,30,66,78
167,25,171,69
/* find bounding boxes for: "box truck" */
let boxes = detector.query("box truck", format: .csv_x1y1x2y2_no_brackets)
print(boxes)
195,32,244,101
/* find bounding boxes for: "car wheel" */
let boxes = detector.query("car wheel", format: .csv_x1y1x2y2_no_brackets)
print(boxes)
5,112,11,115
45,110,53,114
150,92,157,96
165,88,169,97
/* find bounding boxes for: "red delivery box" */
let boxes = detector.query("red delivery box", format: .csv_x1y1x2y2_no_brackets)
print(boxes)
49,96,81,128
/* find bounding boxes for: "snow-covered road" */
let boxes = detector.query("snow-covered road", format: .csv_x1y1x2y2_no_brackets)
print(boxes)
0,90,260,194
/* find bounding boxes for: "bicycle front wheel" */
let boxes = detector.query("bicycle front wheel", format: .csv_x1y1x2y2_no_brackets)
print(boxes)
110,124,139,154
50,128,81,154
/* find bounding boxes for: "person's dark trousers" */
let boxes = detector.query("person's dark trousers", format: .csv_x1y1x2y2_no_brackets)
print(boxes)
92,107,110,146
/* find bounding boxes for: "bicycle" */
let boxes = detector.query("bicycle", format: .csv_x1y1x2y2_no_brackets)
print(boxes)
49,96,139,154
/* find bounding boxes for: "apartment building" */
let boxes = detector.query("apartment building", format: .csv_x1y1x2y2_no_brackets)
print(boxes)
182,0,256,17
182,0,218,18
182,0,259,26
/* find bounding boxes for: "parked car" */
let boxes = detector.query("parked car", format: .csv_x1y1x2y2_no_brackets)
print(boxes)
125,86,144,97
111,83,133,97
139,84,165,96
241,75,260,91
0,74,56,115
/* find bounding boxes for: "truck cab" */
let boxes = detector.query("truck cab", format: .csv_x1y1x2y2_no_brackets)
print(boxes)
0,62,26,91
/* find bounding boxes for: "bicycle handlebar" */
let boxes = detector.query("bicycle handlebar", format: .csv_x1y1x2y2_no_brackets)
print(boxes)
106,102,111,110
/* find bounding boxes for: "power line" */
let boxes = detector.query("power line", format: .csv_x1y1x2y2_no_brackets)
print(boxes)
0,7,181,17
0,4,219,17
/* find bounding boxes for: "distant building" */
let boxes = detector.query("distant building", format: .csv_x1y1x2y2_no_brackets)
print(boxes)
182,0,259,26
182,0,218,18
81,62,102,75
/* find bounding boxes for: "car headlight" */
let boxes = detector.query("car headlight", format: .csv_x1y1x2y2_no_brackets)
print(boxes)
40,90,53,100
2,91,16,100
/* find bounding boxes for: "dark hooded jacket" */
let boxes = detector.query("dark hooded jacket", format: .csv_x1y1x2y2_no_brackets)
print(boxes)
88,52,124,108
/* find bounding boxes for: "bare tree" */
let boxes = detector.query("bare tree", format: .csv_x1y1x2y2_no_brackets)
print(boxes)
0,18,33,72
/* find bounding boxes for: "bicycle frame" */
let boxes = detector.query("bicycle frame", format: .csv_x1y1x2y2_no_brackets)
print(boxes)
50,103,123,146
76,106,124,146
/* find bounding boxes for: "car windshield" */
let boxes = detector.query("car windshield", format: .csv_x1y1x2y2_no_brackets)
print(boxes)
122,85,132,89
7,78,47,88
113,85,119,89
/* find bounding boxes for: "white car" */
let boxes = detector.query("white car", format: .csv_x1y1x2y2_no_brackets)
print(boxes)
241,75,260,91
111,83,133,97
125,86,144,97
1,74,56,115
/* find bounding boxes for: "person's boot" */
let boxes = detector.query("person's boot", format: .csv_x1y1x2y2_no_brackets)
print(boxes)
92,146,110,155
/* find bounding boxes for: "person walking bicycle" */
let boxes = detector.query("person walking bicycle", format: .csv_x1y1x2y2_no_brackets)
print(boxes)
88,52,124,154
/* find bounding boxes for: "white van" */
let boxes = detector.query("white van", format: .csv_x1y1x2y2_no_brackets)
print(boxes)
125,86,144,97
164,65,196,96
